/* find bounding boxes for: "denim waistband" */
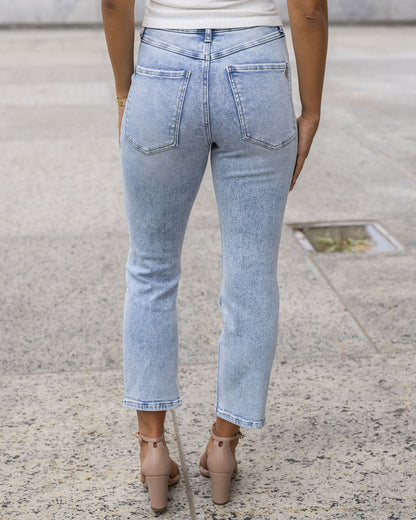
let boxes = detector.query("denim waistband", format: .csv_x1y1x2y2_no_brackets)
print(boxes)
144,25,280,33
139,25,285,61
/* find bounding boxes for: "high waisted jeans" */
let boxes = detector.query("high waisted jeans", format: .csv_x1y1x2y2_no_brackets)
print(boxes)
120,25,298,429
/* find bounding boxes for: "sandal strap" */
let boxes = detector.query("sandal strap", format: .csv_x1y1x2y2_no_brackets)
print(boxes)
210,422,244,441
135,429,165,443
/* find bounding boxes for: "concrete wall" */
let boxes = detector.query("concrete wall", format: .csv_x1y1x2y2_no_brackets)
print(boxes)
0,1,140,25
1,0,415,26
279,1,416,23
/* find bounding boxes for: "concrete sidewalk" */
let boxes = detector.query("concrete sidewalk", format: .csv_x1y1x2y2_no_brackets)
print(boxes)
0,25,415,519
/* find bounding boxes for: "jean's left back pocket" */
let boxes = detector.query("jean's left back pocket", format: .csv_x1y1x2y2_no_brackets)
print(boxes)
124,65,191,155
226,62,297,151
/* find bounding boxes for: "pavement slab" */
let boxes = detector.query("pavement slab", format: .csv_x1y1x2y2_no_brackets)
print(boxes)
312,250,415,354
0,233,126,374
0,139,124,236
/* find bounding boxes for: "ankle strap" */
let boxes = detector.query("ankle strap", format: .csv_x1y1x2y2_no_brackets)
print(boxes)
135,430,165,443
210,422,244,441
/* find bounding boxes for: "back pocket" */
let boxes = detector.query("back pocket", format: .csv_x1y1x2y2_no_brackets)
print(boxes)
226,62,296,150
124,65,191,155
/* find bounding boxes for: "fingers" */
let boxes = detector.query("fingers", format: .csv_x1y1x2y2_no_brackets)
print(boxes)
289,152,306,191
290,118,302,192
289,114,319,192
118,106,125,149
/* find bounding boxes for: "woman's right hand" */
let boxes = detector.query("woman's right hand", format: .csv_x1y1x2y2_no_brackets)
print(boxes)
118,105,126,148
101,0,135,148
289,113,320,191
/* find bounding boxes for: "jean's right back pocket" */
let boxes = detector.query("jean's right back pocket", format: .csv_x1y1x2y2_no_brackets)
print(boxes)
124,65,191,155
226,62,297,151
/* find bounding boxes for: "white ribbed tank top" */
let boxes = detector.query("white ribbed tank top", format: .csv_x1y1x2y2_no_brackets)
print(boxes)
141,0,283,29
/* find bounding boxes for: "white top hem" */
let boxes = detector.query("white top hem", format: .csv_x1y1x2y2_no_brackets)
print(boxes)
141,0,283,29
141,15,283,29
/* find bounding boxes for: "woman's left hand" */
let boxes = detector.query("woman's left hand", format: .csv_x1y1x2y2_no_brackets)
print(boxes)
290,114,320,191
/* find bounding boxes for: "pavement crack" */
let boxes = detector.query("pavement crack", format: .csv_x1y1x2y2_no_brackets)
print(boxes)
171,408,197,520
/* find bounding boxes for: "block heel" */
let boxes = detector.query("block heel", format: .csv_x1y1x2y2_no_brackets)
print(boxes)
209,470,235,505
135,430,181,512
200,422,244,505
145,474,170,512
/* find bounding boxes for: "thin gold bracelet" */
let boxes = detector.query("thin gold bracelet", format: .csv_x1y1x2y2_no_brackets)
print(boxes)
116,95,128,107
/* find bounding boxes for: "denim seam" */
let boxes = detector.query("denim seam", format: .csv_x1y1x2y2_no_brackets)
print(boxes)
227,62,286,72
175,71,192,147
216,219,224,427
286,62,294,97
141,37,202,60
242,131,297,151
135,64,189,77
202,48,212,145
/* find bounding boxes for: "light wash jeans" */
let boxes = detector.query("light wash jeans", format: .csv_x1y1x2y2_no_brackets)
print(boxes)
120,25,298,429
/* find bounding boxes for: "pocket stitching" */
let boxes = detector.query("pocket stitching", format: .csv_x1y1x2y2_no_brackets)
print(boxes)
135,64,189,78
228,62,287,72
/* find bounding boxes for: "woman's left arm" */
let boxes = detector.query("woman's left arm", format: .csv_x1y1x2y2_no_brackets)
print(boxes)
101,0,136,143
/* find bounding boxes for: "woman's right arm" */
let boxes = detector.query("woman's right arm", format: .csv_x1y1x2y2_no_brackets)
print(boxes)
286,0,328,190
101,0,136,145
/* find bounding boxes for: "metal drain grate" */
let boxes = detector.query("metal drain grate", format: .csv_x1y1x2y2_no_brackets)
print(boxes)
291,221,404,254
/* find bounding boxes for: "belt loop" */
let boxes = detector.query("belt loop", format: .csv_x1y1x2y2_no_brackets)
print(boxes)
204,28,212,42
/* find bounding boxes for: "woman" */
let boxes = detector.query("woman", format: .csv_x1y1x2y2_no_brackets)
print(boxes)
102,0,328,512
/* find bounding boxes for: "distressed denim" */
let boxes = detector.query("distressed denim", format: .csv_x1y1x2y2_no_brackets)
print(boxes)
120,25,298,429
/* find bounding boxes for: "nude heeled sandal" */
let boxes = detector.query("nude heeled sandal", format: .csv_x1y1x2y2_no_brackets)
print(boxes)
199,422,244,505
135,430,181,512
